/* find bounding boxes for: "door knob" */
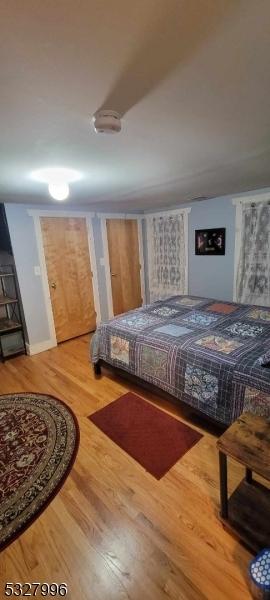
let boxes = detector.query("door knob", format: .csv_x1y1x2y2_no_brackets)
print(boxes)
51,282,56,289
111,273,117,277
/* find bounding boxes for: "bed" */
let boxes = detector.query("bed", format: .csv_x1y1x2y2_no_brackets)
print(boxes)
90,295,270,425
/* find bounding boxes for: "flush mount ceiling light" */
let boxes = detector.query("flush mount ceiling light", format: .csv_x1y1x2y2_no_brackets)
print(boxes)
48,182,70,201
31,167,82,201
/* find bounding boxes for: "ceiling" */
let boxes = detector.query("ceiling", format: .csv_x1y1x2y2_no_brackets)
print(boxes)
1,0,270,210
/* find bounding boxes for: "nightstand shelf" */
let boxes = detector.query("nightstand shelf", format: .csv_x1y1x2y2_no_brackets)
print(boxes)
220,478,270,553
217,412,270,554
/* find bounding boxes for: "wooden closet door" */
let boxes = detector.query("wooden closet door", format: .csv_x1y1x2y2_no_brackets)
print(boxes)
40,217,96,342
106,219,142,316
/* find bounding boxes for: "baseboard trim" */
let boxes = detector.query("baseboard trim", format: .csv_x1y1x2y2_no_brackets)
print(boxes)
26,340,57,355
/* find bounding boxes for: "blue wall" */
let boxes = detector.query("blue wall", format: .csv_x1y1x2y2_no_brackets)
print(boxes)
4,204,109,347
188,196,235,301
143,195,236,302
4,187,270,350
5,204,50,345
143,186,270,302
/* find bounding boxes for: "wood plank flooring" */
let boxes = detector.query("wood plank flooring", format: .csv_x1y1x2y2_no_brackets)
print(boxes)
0,335,252,599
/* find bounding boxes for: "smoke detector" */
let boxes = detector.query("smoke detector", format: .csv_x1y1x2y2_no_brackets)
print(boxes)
93,110,121,134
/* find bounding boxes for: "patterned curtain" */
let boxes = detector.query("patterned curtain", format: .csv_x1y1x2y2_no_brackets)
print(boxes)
147,212,187,302
236,202,270,306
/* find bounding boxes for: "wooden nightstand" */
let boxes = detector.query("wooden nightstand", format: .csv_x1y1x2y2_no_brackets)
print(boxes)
217,412,270,554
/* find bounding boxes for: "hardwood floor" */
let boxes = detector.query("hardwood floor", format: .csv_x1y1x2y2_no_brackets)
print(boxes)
0,335,252,599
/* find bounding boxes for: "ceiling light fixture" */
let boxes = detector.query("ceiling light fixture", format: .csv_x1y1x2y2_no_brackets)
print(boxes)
48,182,70,201
31,167,82,201
93,110,121,134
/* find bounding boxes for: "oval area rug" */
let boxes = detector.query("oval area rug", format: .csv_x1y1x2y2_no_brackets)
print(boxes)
0,392,79,551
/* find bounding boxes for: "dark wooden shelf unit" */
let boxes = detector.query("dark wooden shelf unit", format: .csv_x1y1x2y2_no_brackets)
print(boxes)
0,265,26,361
0,295,18,305
0,318,22,333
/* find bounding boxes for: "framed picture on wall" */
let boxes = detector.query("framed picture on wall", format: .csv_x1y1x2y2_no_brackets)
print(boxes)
195,228,226,255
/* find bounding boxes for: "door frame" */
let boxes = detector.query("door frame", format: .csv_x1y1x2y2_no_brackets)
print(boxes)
28,209,101,349
98,213,146,318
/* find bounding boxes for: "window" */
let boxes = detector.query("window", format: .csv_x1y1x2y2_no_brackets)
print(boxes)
146,209,190,302
234,196,270,306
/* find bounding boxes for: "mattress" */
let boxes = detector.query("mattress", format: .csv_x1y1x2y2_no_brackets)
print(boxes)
90,295,270,424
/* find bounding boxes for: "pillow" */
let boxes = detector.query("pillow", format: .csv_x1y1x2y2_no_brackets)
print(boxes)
258,350,270,367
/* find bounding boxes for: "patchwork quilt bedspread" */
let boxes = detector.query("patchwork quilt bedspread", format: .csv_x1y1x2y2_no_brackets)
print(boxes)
90,296,270,424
